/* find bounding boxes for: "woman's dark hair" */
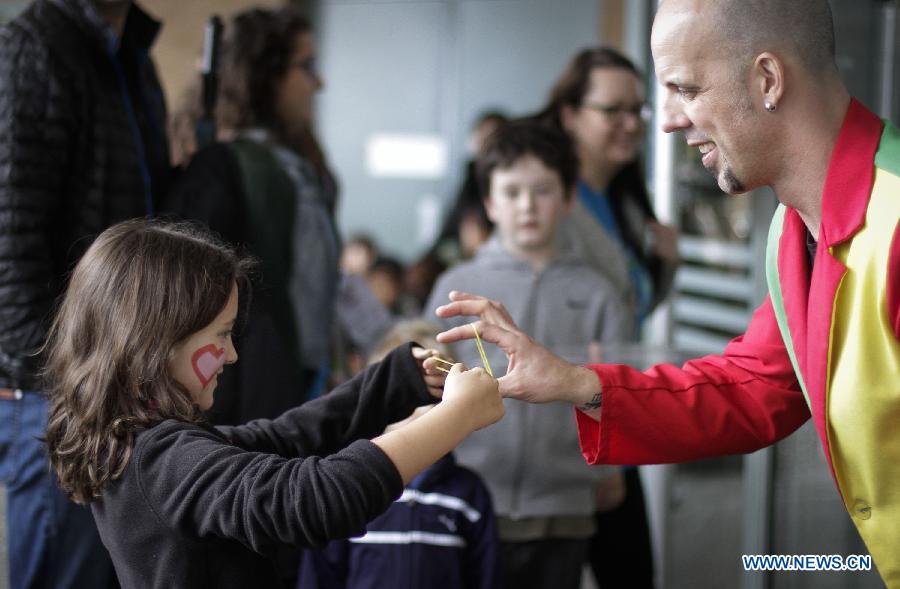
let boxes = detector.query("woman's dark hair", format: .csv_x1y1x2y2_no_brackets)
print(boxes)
538,46,642,131
215,7,331,180
219,7,311,133
44,220,254,504
475,118,579,199
537,46,658,261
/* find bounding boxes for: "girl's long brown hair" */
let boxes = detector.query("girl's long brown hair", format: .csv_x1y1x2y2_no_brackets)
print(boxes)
44,220,253,504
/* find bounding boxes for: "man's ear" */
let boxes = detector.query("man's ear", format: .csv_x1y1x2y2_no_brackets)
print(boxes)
754,51,785,111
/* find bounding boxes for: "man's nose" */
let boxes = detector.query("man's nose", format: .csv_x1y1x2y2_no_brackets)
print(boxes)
660,95,690,134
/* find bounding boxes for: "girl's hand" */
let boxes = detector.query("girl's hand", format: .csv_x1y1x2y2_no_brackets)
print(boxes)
411,346,449,399
442,363,503,432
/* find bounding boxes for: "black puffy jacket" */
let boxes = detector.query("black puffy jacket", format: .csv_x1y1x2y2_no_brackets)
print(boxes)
0,0,170,389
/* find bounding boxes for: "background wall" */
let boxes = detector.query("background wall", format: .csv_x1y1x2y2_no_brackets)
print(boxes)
312,0,601,261
145,0,285,115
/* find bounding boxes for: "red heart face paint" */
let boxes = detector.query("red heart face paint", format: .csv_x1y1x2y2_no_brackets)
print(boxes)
191,344,226,388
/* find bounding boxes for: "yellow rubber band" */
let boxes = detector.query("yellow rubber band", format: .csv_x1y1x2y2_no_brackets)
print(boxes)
471,323,493,377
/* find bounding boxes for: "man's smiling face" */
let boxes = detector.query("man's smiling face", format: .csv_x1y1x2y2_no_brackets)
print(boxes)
651,0,768,195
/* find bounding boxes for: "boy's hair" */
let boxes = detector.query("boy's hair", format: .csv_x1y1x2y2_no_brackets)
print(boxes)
44,219,254,504
367,319,449,365
474,118,578,200
369,257,405,285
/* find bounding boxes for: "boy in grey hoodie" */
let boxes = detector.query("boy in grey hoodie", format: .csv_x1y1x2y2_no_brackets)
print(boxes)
425,119,630,589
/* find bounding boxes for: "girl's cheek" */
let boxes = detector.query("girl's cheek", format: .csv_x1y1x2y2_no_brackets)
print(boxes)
190,344,227,388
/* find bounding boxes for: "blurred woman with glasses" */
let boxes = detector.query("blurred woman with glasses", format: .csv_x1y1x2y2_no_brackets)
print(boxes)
165,7,338,428
539,46,679,327
537,47,680,589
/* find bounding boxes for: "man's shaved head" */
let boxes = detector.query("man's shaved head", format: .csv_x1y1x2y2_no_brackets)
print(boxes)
720,0,835,71
685,0,836,73
651,0,849,199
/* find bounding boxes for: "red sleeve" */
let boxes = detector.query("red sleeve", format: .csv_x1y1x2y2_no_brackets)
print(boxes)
576,296,810,465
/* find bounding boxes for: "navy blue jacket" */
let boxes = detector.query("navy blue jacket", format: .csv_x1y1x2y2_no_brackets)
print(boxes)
299,454,503,589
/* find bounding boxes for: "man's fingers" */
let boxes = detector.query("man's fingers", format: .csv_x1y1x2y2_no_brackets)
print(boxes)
436,323,478,344
436,299,517,333
437,320,520,356
476,322,521,353
448,290,486,302
496,374,515,398
435,298,491,319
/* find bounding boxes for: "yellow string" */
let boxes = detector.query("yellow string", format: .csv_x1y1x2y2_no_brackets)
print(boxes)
471,323,494,377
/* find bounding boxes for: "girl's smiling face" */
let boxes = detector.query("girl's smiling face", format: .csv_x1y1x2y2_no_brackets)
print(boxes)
168,283,239,410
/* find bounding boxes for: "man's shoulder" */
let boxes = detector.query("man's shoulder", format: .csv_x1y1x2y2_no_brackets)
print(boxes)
1,5,47,59
1,1,85,78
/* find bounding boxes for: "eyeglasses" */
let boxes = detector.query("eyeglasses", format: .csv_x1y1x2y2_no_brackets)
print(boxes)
583,102,652,124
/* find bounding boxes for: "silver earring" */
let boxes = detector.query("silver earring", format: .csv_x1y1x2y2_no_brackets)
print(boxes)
764,101,777,113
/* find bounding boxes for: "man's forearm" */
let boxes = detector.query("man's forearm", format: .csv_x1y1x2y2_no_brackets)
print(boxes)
570,365,602,421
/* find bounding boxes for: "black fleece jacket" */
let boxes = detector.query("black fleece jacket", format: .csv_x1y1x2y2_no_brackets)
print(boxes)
91,344,434,588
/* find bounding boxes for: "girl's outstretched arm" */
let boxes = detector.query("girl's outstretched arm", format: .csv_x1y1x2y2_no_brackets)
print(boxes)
220,343,441,456
372,363,502,484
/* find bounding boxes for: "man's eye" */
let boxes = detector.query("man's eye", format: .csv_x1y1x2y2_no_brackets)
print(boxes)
678,87,698,100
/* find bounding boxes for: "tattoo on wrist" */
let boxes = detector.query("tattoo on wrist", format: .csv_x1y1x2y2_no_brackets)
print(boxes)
579,392,602,412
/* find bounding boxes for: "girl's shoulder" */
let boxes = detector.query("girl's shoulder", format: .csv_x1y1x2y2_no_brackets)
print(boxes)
133,419,231,460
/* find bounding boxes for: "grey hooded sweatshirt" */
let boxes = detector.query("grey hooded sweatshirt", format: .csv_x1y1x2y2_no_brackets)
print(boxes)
424,234,629,522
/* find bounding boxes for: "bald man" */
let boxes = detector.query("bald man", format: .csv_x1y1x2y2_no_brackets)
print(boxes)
434,0,900,585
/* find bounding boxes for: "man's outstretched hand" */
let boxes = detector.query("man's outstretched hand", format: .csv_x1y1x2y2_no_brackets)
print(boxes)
434,291,602,415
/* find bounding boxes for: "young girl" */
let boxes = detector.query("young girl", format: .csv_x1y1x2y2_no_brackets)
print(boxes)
43,220,503,588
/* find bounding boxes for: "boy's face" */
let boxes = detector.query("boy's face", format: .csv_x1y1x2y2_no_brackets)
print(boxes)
169,283,239,411
484,154,572,259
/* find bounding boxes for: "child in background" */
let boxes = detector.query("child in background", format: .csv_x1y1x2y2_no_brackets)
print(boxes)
43,220,503,588
366,257,407,315
341,235,379,276
299,319,503,589
425,120,629,589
